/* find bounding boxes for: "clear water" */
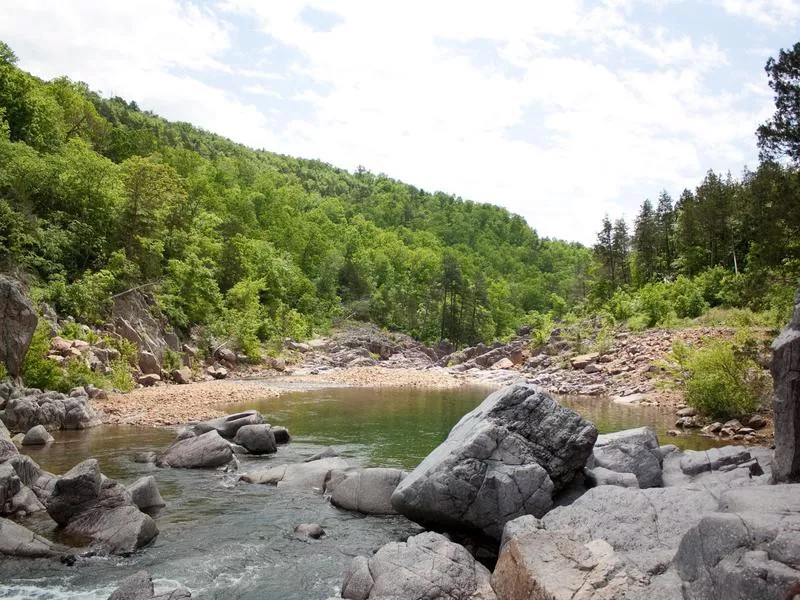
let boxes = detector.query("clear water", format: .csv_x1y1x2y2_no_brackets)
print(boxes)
2,385,727,599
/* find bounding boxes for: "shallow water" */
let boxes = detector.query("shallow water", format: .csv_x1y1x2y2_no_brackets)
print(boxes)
2,384,726,599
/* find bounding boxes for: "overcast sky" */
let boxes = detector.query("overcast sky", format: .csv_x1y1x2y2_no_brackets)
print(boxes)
1,1,797,244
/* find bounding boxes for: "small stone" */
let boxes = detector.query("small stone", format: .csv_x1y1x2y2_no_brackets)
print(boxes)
270,357,286,372
746,415,767,430
490,358,514,370
723,419,743,432
294,523,325,539
583,363,601,374
667,430,680,437
271,426,291,444
703,422,723,434
676,407,697,417
171,367,192,385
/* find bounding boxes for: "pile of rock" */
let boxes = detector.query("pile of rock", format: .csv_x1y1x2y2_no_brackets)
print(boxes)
0,383,101,433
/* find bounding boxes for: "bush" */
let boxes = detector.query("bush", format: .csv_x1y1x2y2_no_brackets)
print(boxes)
665,337,770,420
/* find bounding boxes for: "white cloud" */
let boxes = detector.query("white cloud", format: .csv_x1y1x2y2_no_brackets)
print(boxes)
719,0,800,26
0,0,776,243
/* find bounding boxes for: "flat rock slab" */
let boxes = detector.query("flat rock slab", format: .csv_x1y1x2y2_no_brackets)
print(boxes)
341,531,496,600
330,468,406,515
391,384,597,539
675,484,800,599
156,430,233,469
0,516,67,558
240,457,350,491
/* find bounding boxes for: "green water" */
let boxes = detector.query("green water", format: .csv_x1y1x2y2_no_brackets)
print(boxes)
227,384,724,470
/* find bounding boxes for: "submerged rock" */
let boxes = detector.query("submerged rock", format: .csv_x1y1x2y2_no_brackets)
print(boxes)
156,430,233,469
341,531,496,600
0,516,67,558
108,570,192,600
294,523,325,539
241,457,349,491
391,384,597,539
330,468,406,515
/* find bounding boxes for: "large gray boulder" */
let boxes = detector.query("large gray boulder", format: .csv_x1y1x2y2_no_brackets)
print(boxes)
341,531,496,600
391,384,597,539
330,468,406,515
0,276,37,386
232,424,276,454
587,427,663,488
241,457,349,490
193,410,264,439
108,570,192,600
156,430,233,469
674,485,800,599
771,289,800,483
46,459,158,554
0,516,67,558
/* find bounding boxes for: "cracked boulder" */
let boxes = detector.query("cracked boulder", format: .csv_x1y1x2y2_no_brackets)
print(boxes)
341,531,496,600
390,384,597,539
674,484,800,599
46,459,158,554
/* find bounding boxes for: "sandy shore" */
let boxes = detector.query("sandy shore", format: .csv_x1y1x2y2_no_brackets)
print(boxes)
95,367,472,427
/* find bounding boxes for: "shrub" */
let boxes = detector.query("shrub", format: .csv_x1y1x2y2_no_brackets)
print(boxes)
665,337,770,420
636,283,674,327
21,322,65,391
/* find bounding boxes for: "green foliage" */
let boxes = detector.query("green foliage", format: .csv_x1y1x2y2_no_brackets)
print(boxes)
665,336,770,419
22,322,66,391
524,311,555,350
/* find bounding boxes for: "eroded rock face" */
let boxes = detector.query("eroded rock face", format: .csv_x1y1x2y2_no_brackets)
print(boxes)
0,276,37,386
391,384,597,539
45,459,158,554
771,289,800,483
156,430,233,469
330,468,406,515
675,485,800,599
341,531,496,600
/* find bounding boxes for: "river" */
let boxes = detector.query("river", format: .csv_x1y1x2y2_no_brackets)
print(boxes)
1,385,727,599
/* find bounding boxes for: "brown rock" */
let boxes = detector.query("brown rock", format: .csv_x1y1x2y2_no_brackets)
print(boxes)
138,374,161,387
171,367,192,385
571,353,599,370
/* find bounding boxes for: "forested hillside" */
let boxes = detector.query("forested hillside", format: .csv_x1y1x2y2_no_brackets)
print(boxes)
0,41,590,354
1,38,798,361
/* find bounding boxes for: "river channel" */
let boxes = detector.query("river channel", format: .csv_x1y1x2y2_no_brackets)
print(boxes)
1,385,727,599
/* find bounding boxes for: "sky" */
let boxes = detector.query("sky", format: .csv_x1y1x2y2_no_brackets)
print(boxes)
1,1,798,244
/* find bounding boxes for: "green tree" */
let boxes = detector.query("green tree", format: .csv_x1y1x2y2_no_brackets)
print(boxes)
757,42,800,163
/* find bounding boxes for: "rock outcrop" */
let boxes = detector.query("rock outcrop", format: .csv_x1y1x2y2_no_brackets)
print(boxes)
0,276,37,386
156,430,233,469
330,468,406,515
0,384,100,432
391,384,597,539
46,459,158,554
675,485,800,599
341,531,496,600
771,288,800,483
